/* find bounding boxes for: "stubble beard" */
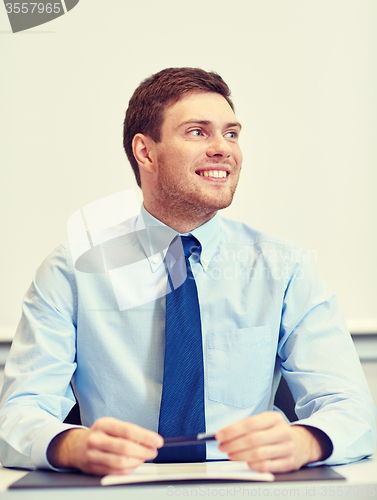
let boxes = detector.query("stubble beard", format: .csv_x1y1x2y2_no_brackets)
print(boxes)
155,164,239,225
146,148,241,231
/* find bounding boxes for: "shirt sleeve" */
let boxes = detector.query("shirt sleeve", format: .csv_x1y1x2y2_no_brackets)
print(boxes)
278,248,376,466
0,244,84,470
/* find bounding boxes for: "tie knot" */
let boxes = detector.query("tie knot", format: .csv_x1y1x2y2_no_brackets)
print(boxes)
167,235,201,263
180,235,201,260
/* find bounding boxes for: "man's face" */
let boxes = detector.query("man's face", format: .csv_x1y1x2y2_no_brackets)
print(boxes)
150,92,243,218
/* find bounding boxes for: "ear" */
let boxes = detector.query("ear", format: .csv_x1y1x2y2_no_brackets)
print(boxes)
132,134,157,174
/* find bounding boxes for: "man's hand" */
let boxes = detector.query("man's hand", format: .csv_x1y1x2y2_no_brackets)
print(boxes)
216,412,332,473
47,417,164,475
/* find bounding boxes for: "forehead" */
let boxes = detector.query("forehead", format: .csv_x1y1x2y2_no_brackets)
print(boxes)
162,92,237,130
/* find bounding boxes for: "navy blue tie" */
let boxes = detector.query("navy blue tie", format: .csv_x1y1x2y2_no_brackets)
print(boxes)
155,235,206,463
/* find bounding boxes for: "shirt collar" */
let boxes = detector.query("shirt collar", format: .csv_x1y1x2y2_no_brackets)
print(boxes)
137,204,220,273
190,212,220,272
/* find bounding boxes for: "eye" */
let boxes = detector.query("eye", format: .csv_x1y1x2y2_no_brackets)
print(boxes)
225,131,238,139
188,128,204,136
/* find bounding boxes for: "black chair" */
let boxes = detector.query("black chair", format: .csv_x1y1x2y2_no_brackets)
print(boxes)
274,376,298,422
64,377,297,426
64,400,82,425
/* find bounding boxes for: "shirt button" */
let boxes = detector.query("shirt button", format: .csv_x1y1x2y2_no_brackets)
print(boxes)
203,258,209,265
152,257,159,264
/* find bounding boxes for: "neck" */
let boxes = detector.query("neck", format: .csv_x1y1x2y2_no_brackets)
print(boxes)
143,200,217,234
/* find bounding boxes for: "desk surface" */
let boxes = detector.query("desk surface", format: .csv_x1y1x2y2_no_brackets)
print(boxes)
0,457,376,500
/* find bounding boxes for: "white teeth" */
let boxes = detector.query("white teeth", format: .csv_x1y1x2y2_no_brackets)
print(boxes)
199,170,227,178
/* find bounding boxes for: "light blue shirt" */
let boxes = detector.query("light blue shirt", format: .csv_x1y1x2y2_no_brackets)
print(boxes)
0,205,375,469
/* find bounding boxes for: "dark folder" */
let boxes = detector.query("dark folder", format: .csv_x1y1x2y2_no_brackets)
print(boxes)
9,466,344,489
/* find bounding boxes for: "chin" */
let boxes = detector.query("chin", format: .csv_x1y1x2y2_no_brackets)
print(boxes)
194,193,235,212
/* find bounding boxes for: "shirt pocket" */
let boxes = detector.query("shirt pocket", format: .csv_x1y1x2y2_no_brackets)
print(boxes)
207,326,271,408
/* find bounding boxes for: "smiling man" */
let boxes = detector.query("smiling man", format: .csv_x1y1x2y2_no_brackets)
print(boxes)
132,91,242,234
0,68,375,476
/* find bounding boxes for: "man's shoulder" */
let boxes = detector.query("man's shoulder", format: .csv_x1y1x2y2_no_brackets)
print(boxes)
218,216,299,251
34,243,74,283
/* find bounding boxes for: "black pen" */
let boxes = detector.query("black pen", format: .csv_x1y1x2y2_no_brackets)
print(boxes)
163,432,217,447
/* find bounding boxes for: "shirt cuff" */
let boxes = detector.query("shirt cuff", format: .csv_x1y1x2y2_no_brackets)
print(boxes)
31,421,86,471
290,418,342,467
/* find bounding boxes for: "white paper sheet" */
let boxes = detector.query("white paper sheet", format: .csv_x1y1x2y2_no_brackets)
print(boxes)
101,461,274,486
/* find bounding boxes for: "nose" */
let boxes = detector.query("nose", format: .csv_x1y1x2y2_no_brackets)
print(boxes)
206,133,232,158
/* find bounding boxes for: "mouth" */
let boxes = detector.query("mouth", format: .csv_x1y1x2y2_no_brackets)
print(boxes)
195,168,230,181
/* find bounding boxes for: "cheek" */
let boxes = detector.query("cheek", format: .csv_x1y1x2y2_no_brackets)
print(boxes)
233,146,243,166
158,141,207,173
169,145,199,168
161,142,187,162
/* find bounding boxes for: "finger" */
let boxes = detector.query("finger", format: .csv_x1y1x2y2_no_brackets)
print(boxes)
88,465,138,476
87,432,158,461
216,412,284,444
86,447,145,472
227,441,294,463
219,421,291,456
247,455,298,474
93,418,163,448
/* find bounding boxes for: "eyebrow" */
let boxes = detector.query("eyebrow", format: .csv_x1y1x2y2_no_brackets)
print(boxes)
179,120,242,130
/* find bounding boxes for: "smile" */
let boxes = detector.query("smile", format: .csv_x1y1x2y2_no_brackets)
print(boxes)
196,170,228,179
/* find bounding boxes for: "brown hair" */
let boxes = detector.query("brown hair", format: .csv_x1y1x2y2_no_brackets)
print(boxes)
123,67,234,187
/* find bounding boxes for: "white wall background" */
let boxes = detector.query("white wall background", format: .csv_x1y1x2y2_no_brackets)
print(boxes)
1,0,376,334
